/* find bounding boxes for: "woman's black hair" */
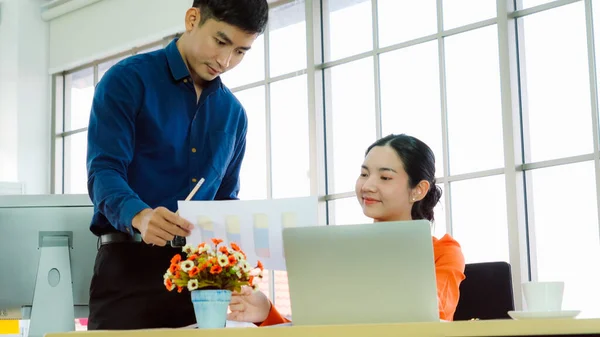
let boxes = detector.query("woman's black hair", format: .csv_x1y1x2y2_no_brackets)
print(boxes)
366,134,442,221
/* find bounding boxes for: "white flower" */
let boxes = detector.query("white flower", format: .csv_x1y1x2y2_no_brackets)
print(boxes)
163,270,172,280
234,252,245,262
252,283,260,292
187,279,199,291
241,261,252,273
164,278,175,291
217,254,229,267
182,244,197,255
180,260,194,272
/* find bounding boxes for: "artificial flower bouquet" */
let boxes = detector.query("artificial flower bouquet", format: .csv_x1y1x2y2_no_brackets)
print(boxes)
164,238,264,293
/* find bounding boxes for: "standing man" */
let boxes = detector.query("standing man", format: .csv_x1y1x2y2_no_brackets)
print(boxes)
86,0,269,330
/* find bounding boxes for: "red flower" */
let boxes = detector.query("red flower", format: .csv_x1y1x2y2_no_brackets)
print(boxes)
210,265,223,274
230,242,241,252
228,255,237,266
187,254,198,261
189,266,200,277
170,254,182,264
165,278,173,291
211,238,223,245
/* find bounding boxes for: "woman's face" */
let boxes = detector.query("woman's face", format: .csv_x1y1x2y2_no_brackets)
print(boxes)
355,145,419,222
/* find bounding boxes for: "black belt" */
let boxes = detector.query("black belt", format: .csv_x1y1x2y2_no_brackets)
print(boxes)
98,233,186,247
99,232,142,246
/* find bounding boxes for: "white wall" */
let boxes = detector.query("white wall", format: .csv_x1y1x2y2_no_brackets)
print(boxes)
0,0,20,182
49,0,191,73
0,0,51,194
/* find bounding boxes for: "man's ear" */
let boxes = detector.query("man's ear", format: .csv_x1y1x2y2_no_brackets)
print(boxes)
185,7,201,31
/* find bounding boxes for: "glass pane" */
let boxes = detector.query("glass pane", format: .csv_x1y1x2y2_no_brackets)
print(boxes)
64,131,88,194
269,1,307,77
451,175,509,263
324,0,372,61
68,67,94,131
221,35,265,88
327,57,376,194
528,162,600,317
445,25,504,174
234,86,268,200
520,2,593,162
442,0,496,30
274,270,291,317
270,75,311,199
520,0,553,10
98,56,128,82
54,137,64,193
432,184,447,239
595,0,600,107
379,41,443,175
377,0,437,47
257,269,271,300
330,197,371,225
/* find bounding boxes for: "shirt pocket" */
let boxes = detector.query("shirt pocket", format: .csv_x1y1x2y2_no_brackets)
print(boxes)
208,131,235,179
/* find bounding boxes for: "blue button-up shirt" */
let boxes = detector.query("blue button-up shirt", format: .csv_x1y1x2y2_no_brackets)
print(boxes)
87,38,247,236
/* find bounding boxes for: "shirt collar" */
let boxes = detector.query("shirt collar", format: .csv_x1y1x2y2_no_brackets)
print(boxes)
166,37,223,90
166,38,190,82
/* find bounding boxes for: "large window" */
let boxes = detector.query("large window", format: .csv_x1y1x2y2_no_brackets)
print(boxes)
53,0,600,319
54,42,166,194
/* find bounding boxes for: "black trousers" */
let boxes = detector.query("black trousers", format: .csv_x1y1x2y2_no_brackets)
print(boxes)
88,241,196,330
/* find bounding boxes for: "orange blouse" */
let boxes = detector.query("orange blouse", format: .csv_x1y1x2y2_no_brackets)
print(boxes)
259,233,465,326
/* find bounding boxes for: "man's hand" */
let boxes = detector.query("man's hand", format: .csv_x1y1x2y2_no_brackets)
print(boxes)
132,207,193,246
227,286,271,323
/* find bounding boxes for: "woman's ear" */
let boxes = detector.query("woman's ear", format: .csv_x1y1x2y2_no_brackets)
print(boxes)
411,180,430,202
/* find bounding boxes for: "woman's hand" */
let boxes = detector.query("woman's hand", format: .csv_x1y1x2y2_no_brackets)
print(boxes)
227,286,271,323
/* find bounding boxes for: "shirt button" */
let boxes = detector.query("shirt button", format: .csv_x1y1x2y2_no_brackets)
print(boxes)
192,178,197,183
191,148,197,153
183,78,188,83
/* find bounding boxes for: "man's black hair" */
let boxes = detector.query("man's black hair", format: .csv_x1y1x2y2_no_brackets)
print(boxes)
192,0,269,34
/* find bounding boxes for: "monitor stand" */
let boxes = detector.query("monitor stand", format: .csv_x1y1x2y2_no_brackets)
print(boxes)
29,233,75,337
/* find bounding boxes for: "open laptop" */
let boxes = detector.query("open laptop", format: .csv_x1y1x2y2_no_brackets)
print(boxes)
282,220,439,326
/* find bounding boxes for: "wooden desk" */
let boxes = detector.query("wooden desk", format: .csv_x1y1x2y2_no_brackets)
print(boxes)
45,318,600,337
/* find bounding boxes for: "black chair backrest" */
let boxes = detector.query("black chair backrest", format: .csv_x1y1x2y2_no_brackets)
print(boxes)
453,261,515,321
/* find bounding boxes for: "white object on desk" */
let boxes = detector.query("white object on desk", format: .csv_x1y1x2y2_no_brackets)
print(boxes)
508,310,581,320
522,281,564,312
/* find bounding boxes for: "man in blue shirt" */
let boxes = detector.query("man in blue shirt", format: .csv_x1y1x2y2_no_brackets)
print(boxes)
86,0,268,330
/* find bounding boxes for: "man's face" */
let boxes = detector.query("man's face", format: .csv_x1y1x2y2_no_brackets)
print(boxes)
182,9,258,82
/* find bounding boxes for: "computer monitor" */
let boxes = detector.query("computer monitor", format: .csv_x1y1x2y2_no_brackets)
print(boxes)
0,194,97,337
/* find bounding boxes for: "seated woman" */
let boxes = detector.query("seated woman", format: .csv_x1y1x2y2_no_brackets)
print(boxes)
228,134,466,325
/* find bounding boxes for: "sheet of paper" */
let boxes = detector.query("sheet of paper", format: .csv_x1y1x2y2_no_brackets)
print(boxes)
178,196,318,270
